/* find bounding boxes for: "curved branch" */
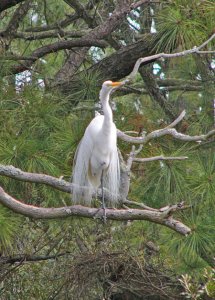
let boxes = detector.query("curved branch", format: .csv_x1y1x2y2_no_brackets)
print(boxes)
0,186,191,236
123,34,215,83
117,114,215,145
9,38,108,74
0,164,71,193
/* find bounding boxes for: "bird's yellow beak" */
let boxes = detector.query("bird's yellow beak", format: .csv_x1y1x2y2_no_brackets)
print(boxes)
111,81,123,87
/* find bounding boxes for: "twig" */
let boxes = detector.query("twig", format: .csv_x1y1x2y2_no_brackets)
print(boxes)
123,199,159,211
164,110,186,129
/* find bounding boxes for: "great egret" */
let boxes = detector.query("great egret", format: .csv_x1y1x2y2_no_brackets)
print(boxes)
72,80,123,215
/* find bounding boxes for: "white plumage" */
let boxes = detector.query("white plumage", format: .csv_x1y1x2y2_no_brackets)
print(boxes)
72,80,122,207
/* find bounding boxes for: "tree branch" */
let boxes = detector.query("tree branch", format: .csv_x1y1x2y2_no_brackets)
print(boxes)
123,34,215,82
0,0,25,13
118,127,215,144
3,0,31,36
0,29,88,40
24,13,79,32
0,252,71,265
8,38,108,74
0,164,71,193
133,155,188,163
0,186,191,235
7,0,149,75
117,110,215,144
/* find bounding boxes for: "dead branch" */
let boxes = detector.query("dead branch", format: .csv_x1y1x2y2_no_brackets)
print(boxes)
0,186,191,235
0,164,71,193
133,155,188,163
117,110,215,144
123,34,215,83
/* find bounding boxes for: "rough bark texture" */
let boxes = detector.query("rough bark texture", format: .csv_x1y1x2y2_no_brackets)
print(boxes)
54,47,90,82
0,186,191,235
139,65,178,120
53,38,153,92
0,0,25,12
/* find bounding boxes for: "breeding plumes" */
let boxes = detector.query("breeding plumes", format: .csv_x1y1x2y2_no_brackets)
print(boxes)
72,81,122,212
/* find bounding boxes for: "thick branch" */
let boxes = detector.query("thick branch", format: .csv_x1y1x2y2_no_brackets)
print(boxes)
0,164,71,193
7,0,148,75
9,39,108,74
139,65,177,120
54,38,152,92
0,0,25,13
0,186,191,235
3,0,31,36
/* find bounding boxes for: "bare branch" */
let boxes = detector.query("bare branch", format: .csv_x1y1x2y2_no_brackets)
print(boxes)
118,84,202,96
123,199,159,211
9,38,108,74
63,0,95,28
0,164,71,193
0,186,191,235
164,110,186,129
133,155,188,163
117,111,215,144
123,34,215,83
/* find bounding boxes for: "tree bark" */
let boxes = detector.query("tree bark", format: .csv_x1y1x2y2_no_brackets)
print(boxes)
0,0,25,13
52,38,153,92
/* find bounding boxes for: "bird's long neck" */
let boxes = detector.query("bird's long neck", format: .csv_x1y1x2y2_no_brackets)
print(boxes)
100,89,113,133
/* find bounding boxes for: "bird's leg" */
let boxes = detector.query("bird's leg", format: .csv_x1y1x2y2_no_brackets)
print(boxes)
101,170,107,223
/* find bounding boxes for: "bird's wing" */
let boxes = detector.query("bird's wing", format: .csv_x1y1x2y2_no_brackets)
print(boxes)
104,146,120,206
72,134,94,205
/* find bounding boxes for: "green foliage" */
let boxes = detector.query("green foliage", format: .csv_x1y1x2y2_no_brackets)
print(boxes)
151,0,215,52
0,206,21,251
179,267,215,300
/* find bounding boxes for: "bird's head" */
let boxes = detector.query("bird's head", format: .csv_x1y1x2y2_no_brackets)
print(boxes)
102,80,123,91
99,80,124,101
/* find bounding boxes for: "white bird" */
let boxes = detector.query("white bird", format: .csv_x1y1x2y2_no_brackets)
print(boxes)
72,80,123,214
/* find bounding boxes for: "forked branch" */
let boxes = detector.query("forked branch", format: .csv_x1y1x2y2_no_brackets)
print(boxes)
117,110,215,144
